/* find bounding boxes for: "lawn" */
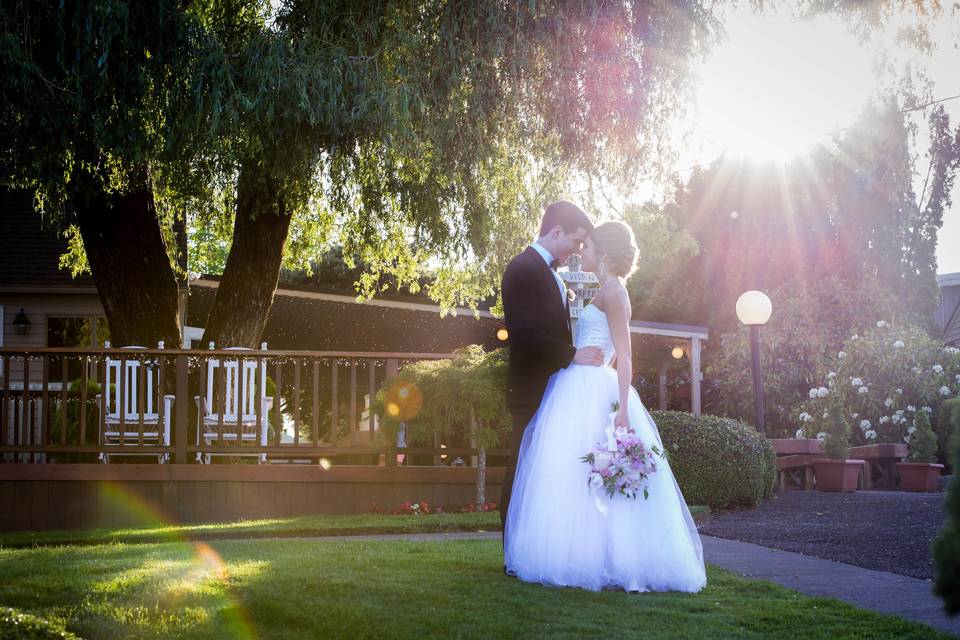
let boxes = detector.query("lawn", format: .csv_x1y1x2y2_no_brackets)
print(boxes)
0,537,950,640
0,507,707,548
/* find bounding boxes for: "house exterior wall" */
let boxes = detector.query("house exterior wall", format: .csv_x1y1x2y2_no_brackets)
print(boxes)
0,292,105,384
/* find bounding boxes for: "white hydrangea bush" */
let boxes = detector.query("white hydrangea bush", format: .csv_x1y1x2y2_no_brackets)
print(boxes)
793,322,960,447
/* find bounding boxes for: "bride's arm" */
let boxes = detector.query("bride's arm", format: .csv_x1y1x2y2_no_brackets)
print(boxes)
605,284,633,428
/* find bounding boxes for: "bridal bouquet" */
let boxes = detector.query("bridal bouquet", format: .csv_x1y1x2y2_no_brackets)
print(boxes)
581,404,663,508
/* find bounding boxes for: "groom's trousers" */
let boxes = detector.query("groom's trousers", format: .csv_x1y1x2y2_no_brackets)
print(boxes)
500,405,538,545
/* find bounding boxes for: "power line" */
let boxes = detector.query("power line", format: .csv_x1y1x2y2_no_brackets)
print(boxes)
672,91,960,177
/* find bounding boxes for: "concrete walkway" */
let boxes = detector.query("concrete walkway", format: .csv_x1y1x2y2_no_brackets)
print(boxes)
280,530,959,636
701,535,960,636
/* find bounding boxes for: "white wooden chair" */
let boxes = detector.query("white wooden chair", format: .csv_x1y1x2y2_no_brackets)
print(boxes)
195,343,273,464
97,343,174,463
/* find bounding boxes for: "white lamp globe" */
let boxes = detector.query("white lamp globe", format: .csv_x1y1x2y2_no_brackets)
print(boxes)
736,291,772,326
671,346,684,360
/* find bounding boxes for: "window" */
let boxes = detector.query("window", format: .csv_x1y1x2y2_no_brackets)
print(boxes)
47,317,110,382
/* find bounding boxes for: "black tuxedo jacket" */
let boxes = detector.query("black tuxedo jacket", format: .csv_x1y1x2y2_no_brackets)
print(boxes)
501,246,576,409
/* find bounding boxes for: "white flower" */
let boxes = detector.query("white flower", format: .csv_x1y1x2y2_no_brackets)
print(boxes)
904,434,912,444
827,372,837,380
851,334,859,340
907,425,917,435
858,386,869,395
893,340,905,349
940,385,952,397
896,388,903,394
816,432,828,442
795,429,805,439
907,405,916,412
879,416,890,424
589,474,604,490
809,388,819,399
851,413,859,419
822,411,830,419
839,351,847,359
817,387,829,398
876,321,887,328
850,377,863,387
946,347,960,355
912,367,922,375
865,430,878,440
859,419,871,430
933,364,944,374
799,412,813,423
922,406,933,413
884,398,894,408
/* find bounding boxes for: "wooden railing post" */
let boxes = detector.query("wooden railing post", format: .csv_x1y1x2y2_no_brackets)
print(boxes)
175,353,189,464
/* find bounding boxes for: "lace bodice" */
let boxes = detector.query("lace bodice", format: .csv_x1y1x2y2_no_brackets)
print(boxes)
575,304,615,366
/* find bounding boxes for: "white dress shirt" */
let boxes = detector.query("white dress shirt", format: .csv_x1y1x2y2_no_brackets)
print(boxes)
530,242,567,303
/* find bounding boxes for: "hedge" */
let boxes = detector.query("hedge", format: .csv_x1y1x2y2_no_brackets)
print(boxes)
651,411,776,510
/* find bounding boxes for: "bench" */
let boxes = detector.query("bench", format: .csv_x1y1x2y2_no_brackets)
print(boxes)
777,454,821,491
848,443,909,489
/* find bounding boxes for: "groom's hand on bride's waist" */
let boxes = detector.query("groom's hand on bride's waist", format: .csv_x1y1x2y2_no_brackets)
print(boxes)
573,346,603,366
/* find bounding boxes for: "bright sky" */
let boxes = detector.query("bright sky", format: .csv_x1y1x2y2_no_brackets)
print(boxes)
674,5,960,275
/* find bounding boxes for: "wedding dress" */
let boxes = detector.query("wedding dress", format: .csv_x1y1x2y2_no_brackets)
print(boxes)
504,303,707,592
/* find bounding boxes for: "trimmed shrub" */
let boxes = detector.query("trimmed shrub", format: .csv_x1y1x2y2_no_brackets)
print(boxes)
908,411,938,464
824,400,851,460
0,607,80,640
935,398,960,614
651,410,776,510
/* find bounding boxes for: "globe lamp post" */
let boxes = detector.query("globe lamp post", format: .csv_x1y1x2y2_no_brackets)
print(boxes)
735,291,772,434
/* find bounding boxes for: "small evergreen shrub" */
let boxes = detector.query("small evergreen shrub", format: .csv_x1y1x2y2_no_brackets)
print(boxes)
908,410,938,464
824,400,851,460
934,398,960,614
651,411,776,510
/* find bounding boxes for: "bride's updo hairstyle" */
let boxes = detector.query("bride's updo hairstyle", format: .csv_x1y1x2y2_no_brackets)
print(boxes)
590,221,638,279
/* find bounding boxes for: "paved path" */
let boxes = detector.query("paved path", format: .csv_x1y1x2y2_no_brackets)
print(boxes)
275,530,959,636
701,535,959,636
700,490,945,579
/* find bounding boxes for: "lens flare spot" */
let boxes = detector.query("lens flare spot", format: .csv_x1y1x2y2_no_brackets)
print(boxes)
496,328,509,341
318,458,331,470
383,382,423,420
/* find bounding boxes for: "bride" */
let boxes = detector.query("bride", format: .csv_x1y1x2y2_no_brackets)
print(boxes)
504,220,707,593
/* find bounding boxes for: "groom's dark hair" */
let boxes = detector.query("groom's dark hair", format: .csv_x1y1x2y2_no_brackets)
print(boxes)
538,200,593,237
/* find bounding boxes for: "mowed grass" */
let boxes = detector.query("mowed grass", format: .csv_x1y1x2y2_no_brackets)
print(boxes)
0,507,706,548
0,512,503,548
0,537,949,640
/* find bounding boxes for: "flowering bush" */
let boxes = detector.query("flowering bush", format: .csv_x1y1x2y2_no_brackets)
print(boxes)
581,410,663,503
793,321,960,451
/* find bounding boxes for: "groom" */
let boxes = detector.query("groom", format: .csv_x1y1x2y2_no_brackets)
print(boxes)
499,200,603,547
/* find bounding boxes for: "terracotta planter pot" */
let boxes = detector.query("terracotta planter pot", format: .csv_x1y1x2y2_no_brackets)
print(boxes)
895,462,944,492
813,459,865,492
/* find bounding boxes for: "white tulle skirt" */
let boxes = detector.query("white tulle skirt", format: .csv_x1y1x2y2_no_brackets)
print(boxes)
504,364,707,593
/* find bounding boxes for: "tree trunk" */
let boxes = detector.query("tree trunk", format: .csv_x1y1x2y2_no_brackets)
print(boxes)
471,406,486,509
201,163,293,348
73,171,181,348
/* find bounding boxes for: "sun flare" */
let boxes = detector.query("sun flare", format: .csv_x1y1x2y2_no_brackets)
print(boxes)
693,13,875,162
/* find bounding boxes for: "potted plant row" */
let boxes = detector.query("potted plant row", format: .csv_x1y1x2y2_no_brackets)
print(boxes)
896,411,944,492
814,401,865,492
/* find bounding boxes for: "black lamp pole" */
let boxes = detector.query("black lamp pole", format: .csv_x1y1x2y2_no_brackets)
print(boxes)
749,324,765,434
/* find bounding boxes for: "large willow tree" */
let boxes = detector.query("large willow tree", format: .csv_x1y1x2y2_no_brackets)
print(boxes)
1,0,720,347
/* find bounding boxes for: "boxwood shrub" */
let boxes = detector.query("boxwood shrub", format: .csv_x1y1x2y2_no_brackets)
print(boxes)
651,410,776,510
0,608,80,640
